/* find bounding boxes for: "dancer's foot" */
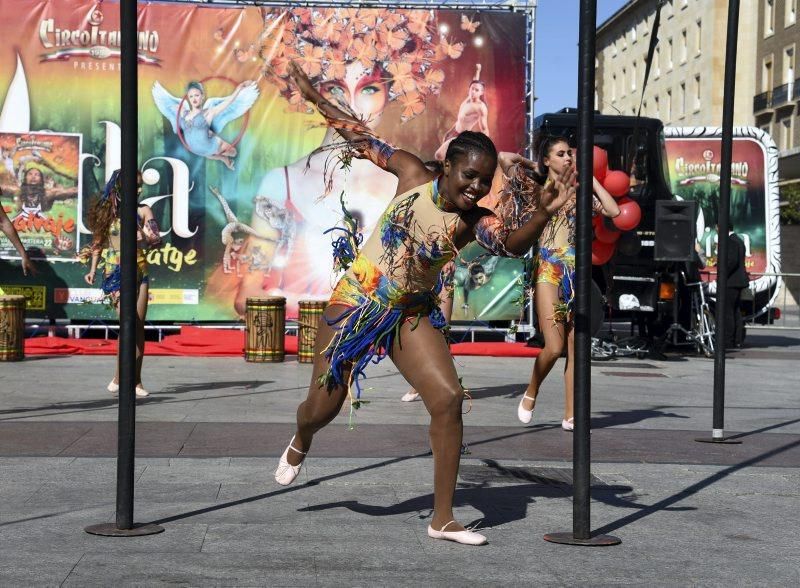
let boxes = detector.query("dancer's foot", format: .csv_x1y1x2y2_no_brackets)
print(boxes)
517,391,537,424
275,436,307,486
427,520,487,546
561,417,574,431
401,390,421,402
107,379,119,394
135,386,149,398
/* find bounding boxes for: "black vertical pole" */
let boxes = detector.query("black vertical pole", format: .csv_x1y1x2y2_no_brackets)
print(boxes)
116,0,139,531
544,0,619,546
86,0,164,536
696,0,742,445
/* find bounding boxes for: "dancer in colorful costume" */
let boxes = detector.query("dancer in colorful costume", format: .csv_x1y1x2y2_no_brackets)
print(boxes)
275,63,575,546
82,171,162,398
516,137,620,430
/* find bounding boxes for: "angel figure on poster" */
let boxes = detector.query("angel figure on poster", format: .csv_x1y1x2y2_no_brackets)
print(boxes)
152,79,259,170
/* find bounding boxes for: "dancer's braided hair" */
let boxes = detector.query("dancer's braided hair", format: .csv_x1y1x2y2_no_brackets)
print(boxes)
427,131,498,173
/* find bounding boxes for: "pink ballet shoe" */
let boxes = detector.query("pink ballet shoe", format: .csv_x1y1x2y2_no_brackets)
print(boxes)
427,520,487,546
401,390,421,402
275,436,307,486
561,418,574,431
517,393,537,424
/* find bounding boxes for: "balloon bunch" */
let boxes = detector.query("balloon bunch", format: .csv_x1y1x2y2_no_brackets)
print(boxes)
589,146,642,265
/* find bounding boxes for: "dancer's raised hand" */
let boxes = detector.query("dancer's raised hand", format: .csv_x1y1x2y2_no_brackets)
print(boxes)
541,164,576,216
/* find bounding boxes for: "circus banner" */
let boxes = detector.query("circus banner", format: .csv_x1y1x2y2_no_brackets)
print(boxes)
0,0,530,321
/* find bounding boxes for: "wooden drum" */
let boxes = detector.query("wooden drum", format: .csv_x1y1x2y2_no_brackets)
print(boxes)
297,300,327,364
244,296,286,362
0,295,26,361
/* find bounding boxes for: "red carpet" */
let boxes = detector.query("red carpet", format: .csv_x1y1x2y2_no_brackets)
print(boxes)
24,326,540,358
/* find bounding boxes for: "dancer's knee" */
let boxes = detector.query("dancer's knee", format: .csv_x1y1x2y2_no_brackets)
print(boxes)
426,385,464,421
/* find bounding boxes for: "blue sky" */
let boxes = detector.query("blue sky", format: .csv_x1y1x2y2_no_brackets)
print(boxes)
535,0,628,116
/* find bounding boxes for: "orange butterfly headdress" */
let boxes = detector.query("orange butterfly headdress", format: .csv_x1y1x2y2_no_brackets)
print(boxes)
256,8,465,120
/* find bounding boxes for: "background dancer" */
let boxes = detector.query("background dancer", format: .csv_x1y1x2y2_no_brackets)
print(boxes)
82,171,161,398
517,137,619,430
275,63,574,546
0,187,34,275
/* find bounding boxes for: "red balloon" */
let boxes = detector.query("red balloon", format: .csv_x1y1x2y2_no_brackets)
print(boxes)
593,146,608,182
613,197,642,231
595,217,621,243
603,170,630,198
592,240,616,265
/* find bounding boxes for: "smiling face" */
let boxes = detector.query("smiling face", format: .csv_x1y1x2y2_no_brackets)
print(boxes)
441,150,497,211
543,140,573,178
318,62,388,129
187,87,204,109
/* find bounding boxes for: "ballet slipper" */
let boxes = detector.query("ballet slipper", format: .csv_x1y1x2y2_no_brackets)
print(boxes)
427,520,487,546
401,390,421,402
561,417,574,431
275,436,307,486
107,380,119,394
517,392,537,424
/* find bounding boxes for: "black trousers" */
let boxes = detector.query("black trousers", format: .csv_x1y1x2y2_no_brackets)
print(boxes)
724,287,744,348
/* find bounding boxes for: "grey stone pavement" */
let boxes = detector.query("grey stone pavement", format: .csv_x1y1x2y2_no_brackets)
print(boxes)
1,329,799,586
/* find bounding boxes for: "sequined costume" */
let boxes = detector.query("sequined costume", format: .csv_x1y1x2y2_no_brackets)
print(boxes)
97,216,150,300
535,186,603,323
322,176,520,407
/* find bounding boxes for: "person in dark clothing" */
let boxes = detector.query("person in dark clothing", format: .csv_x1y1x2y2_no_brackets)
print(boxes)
720,229,748,349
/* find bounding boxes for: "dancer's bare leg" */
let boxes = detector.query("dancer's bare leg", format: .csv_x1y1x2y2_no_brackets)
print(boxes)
563,325,574,421
521,283,566,411
391,317,467,532
285,304,352,467
135,281,149,387
402,295,453,402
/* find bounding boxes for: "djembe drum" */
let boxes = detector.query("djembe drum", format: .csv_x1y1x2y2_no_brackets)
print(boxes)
0,295,26,361
244,296,285,362
297,300,327,364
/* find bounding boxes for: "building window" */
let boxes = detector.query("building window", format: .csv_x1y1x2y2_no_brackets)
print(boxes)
654,46,661,78
783,45,795,87
693,74,701,111
642,100,647,116
695,20,702,55
667,38,674,70
632,60,637,91
631,25,637,44
787,0,797,27
654,95,660,119
779,118,793,150
680,29,688,63
611,74,617,102
679,82,686,116
762,55,774,92
621,68,627,98
765,0,775,37
666,90,672,121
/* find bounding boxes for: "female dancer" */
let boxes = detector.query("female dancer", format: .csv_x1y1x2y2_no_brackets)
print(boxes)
275,63,574,546
517,137,620,430
0,187,34,275
434,64,489,161
83,171,161,397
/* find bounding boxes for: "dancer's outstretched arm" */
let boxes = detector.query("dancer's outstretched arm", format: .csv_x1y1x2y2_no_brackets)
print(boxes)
287,62,431,190
466,164,576,256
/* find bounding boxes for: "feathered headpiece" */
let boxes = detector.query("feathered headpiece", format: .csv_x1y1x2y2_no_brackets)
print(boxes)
100,169,122,204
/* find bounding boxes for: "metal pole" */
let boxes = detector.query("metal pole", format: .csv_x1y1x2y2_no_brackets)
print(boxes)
696,0,742,445
86,0,164,536
544,0,619,547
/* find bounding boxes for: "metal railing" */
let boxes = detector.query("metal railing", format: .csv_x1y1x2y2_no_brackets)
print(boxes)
772,83,791,106
753,91,772,111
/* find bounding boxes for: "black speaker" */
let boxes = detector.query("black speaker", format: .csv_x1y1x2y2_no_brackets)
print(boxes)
654,200,696,262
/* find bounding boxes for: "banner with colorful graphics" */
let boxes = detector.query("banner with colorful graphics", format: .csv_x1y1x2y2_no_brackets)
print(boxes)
0,132,81,260
0,0,530,320
664,127,781,302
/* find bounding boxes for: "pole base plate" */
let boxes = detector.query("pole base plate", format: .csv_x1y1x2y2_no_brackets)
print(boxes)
544,532,621,546
85,523,164,537
695,437,742,444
